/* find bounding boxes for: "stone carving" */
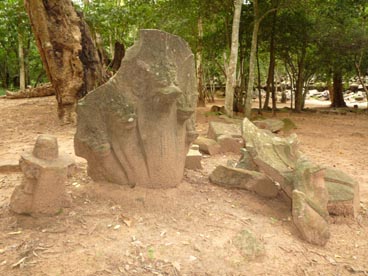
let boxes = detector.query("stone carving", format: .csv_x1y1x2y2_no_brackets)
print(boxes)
10,135,74,216
74,30,198,188
210,118,360,245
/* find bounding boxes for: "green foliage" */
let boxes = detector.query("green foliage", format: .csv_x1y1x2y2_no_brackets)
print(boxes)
0,0,45,89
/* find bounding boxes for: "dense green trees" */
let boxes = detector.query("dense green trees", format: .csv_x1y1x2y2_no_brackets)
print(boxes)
1,0,367,113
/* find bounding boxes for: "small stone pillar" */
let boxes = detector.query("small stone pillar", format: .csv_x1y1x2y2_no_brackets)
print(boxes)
10,135,74,216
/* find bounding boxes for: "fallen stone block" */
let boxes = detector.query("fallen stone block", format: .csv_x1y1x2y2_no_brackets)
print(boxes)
253,119,285,133
207,121,242,141
217,134,244,154
292,190,330,246
209,165,278,198
194,136,221,155
325,167,360,218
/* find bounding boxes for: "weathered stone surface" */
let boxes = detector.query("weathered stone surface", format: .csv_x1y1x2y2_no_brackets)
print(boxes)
233,229,265,260
325,167,360,217
253,119,285,133
240,118,360,245
292,159,330,245
209,165,278,198
75,30,198,188
10,135,74,216
194,136,221,155
292,190,330,246
0,158,20,173
242,118,300,196
207,121,242,141
236,149,258,171
185,145,202,170
217,134,244,154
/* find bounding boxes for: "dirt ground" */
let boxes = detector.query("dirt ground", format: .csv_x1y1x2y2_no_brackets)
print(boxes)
0,96,367,276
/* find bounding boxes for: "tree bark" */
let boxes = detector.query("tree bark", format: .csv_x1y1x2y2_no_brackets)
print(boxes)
244,11,260,118
225,0,242,117
24,0,105,122
331,71,347,108
197,16,205,107
111,41,125,72
294,46,306,113
6,83,54,99
18,30,26,90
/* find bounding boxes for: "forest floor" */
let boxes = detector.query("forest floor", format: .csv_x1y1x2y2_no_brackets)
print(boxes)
0,96,367,276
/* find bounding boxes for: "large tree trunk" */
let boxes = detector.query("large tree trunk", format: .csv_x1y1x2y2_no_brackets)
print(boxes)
225,0,242,117
331,71,347,108
24,0,105,122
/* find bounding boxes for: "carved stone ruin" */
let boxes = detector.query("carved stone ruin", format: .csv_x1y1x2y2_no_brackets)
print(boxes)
210,118,360,246
10,135,74,216
74,30,198,188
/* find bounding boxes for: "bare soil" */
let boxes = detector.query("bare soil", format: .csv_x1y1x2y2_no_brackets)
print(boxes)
0,96,367,276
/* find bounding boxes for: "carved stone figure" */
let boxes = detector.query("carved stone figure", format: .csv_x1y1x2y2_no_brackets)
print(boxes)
10,135,74,216
74,30,198,188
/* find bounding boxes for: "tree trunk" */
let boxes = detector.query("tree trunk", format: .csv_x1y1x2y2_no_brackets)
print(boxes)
225,0,242,117
197,16,205,107
24,0,105,122
18,30,26,90
6,83,54,99
294,46,306,112
331,71,347,108
111,41,125,73
244,14,260,118
256,41,262,114
263,12,277,111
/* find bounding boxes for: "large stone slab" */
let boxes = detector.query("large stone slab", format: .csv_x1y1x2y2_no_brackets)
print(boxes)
209,165,278,198
207,121,242,141
75,30,198,188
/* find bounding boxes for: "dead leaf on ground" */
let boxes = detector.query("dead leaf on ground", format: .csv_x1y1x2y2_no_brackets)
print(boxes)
120,214,133,227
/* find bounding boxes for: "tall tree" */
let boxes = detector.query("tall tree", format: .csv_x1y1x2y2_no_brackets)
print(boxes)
244,0,276,118
225,0,242,117
24,0,105,122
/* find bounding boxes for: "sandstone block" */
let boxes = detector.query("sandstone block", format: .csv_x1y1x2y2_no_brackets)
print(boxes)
254,119,285,133
185,146,202,170
209,165,278,198
194,136,221,155
10,135,74,216
207,121,242,141
217,134,244,154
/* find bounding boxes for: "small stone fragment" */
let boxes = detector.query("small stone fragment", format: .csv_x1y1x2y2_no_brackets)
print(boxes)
185,145,202,170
